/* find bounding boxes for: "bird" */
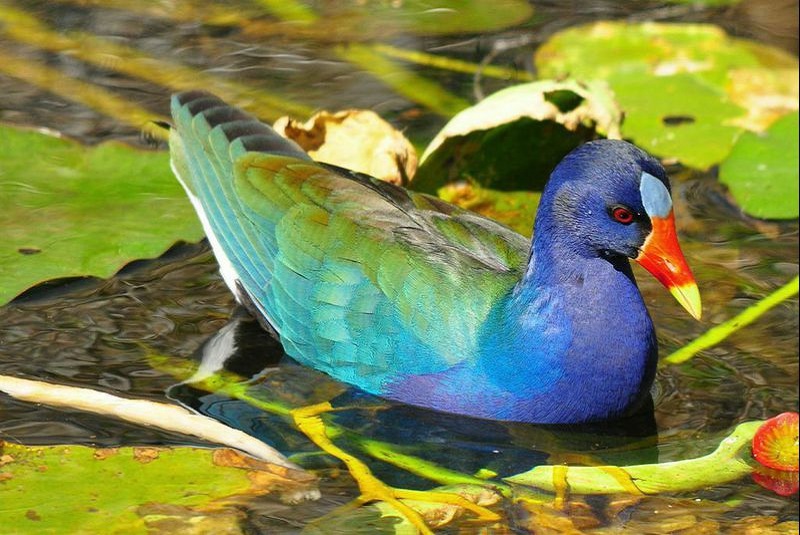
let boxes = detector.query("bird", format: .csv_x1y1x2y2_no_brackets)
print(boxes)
168,90,701,425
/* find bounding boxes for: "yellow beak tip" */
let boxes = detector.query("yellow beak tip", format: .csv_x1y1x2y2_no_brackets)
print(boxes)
670,283,702,321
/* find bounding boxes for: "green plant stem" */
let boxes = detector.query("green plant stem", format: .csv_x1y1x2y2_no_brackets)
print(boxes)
664,276,799,365
373,43,534,81
355,436,512,495
335,43,471,117
504,421,763,494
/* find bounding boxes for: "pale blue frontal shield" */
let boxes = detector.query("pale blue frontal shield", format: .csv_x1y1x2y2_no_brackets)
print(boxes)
640,172,672,218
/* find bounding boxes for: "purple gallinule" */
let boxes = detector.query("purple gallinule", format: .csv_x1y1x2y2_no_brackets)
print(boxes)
169,90,701,425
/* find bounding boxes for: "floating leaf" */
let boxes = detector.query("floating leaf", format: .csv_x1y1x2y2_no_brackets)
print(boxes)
0,442,316,533
719,112,799,219
535,22,799,168
607,73,743,168
0,124,202,305
261,0,534,38
274,109,417,186
343,0,533,36
414,80,622,193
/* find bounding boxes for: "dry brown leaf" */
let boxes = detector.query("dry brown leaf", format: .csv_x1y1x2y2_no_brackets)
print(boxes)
212,448,319,504
274,109,417,185
516,500,585,534
394,484,502,530
133,447,161,464
93,448,119,460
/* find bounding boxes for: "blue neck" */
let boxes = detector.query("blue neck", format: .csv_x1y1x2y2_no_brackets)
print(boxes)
385,184,659,424
474,207,658,423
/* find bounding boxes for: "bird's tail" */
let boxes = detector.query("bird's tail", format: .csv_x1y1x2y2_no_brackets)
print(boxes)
167,91,308,306
169,90,309,195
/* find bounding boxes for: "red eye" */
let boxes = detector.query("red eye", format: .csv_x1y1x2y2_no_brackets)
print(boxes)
612,207,634,224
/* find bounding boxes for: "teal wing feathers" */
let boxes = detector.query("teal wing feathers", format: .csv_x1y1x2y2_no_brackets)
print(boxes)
169,91,529,393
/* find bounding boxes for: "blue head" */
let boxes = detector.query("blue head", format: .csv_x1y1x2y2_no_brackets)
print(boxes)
533,139,701,318
531,140,701,319
536,140,667,259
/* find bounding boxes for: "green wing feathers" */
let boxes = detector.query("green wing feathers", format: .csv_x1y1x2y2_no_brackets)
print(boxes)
170,91,529,392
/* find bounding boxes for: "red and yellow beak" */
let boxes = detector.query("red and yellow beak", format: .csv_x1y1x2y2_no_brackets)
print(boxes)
635,211,702,320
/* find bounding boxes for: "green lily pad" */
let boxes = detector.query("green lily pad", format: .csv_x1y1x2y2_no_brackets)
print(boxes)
0,442,316,534
719,112,799,219
608,72,744,168
535,21,799,168
0,125,202,305
413,79,622,194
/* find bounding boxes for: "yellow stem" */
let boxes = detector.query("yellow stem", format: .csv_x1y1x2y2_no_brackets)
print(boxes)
373,43,534,81
291,402,435,534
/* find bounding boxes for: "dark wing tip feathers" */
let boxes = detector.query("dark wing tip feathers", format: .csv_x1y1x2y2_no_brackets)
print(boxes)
175,90,220,107
185,96,227,116
173,90,310,160
238,135,309,158
219,120,271,141
202,106,253,129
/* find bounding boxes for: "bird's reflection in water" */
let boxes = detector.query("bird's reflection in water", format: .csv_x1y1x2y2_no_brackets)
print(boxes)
168,310,658,488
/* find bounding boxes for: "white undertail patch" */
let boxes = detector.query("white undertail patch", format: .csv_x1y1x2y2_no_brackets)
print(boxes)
170,154,285,338
170,158,243,302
